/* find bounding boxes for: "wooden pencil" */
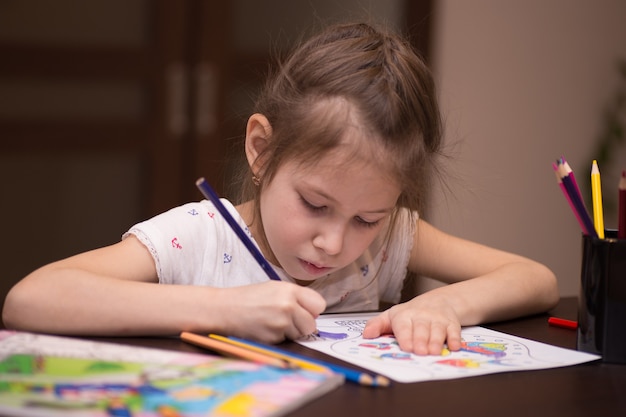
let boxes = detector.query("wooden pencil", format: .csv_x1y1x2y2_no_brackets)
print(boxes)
553,163,586,233
208,334,329,373
195,178,282,281
590,160,605,239
556,163,597,238
180,332,291,369
211,334,391,387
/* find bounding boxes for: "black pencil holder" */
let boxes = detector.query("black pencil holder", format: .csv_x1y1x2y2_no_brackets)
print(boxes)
577,230,626,363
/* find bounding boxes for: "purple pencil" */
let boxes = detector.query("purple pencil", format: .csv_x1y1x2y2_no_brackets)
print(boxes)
553,163,586,234
555,163,598,238
561,156,585,207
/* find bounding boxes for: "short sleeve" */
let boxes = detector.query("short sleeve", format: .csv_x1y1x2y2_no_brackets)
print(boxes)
123,199,265,287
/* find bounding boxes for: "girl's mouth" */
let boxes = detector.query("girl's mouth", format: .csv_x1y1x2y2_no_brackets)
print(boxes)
299,259,331,276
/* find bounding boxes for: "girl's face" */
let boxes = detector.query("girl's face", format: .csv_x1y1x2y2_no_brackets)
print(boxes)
258,148,401,282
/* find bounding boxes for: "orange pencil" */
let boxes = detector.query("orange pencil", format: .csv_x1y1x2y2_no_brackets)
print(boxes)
180,332,292,369
208,334,329,373
210,334,390,387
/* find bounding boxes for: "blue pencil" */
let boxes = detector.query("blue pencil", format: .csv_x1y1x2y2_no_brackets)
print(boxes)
226,335,391,387
195,177,281,281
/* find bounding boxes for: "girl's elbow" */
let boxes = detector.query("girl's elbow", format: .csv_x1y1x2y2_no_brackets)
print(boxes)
2,286,23,330
538,264,560,309
2,281,37,331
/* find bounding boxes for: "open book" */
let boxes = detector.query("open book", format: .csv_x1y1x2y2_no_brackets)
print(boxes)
0,330,343,417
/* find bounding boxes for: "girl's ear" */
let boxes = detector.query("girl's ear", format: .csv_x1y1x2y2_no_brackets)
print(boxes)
245,113,273,176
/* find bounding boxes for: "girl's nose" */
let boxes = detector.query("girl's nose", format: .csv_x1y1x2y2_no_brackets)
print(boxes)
312,223,345,256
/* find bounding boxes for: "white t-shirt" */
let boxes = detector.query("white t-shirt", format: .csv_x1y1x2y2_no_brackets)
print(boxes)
124,199,416,312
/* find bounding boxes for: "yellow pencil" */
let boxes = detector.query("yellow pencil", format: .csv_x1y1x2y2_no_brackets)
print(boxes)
591,160,605,239
208,334,329,373
180,332,292,369
209,334,391,387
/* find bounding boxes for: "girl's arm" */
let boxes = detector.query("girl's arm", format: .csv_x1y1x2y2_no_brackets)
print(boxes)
2,235,324,341
363,219,559,355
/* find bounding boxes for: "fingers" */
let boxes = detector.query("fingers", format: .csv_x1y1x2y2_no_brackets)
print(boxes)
270,284,327,341
399,320,461,356
296,286,327,318
223,282,324,343
369,306,462,356
362,313,390,339
289,286,326,338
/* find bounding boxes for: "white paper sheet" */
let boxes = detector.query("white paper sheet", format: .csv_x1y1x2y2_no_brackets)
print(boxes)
297,313,600,383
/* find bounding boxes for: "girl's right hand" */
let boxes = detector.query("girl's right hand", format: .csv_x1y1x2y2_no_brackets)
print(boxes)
217,281,326,343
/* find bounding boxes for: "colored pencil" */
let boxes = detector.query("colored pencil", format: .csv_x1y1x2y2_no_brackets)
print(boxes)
617,170,626,239
211,334,391,387
590,160,605,239
561,157,583,199
548,317,578,330
180,332,292,369
209,334,329,373
554,161,598,238
553,163,586,233
195,177,281,281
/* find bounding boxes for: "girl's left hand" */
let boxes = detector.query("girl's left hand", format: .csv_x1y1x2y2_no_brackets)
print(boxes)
362,294,463,356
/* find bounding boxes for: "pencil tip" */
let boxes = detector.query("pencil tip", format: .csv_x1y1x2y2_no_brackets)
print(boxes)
358,374,391,387
374,375,391,387
358,374,375,385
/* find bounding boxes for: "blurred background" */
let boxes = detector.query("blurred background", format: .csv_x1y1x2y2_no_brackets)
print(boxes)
0,0,624,314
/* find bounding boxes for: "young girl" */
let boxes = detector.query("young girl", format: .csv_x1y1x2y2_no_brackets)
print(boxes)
2,22,559,356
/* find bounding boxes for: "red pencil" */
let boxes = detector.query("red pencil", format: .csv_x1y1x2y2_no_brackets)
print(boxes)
548,317,578,330
617,170,626,239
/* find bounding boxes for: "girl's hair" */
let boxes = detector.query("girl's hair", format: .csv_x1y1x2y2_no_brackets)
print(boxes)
238,21,443,221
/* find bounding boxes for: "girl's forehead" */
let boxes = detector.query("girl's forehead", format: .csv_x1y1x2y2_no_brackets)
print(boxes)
291,140,396,182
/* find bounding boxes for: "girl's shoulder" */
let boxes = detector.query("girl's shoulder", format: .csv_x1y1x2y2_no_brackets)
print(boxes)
124,198,260,287
138,198,241,230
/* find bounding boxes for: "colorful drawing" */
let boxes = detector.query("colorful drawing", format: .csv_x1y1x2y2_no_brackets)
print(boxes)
459,341,507,358
297,312,600,383
0,331,343,417
435,359,481,368
315,331,348,340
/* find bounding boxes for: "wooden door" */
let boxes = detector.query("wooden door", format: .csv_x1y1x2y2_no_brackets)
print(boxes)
0,0,230,309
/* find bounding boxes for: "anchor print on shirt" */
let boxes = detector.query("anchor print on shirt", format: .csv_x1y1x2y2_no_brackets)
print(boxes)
171,237,182,249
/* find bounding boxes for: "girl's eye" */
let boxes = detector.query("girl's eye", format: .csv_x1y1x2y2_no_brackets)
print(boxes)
355,217,380,228
300,195,381,228
300,197,326,212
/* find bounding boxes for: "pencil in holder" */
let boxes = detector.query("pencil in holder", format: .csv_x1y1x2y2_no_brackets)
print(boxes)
577,230,626,363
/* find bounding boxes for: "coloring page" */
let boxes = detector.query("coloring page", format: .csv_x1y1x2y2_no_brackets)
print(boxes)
297,313,600,383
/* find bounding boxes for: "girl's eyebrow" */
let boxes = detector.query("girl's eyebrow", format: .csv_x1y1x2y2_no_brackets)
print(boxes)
305,186,395,215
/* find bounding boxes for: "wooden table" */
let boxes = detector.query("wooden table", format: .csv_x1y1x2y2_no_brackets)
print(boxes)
72,297,626,417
